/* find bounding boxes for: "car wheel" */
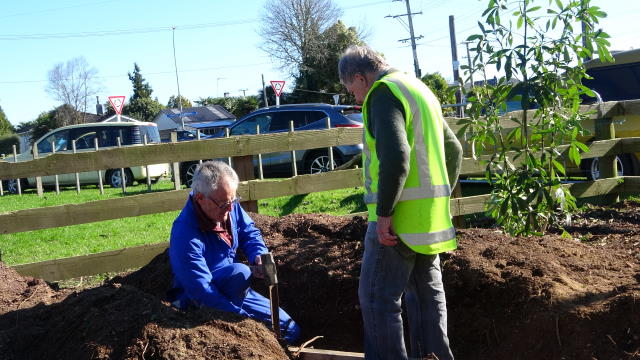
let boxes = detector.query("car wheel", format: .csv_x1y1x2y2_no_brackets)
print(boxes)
107,169,133,188
182,162,200,188
305,151,342,174
7,179,25,194
584,155,628,180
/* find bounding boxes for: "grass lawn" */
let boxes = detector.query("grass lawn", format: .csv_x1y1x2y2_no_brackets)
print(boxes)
0,180,365,265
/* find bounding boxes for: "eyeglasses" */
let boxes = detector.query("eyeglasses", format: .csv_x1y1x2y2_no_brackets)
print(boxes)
210,196,242,209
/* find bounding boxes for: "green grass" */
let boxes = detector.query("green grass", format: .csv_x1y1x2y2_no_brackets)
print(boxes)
0,180,365,265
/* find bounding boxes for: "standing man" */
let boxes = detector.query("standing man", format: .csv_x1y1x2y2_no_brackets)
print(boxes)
339,45,462,359
168,160,300,344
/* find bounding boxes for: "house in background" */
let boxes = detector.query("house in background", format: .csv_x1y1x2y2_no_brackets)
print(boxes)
154,105,236,140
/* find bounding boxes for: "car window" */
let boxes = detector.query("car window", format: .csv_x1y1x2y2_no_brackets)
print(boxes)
274,111,311,130
37,129,70,154
74,130,97,150
140,125,161,143
231,114,272,135
303,111,331,127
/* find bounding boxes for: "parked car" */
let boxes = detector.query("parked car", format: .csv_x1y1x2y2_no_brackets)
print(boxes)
3,122,169,193
160,129,225,188
578,48,640,179
454,48,640,180
220,103,362,177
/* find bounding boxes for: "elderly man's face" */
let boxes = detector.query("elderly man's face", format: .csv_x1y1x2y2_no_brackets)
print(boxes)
343,73,370,104
195,179,238,222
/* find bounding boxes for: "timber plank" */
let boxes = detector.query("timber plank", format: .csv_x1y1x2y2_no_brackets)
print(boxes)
12,241,169,282
0,128,362,180
0,170,362,234
0,189,189,234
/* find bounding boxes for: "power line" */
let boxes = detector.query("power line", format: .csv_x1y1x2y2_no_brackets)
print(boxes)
0,62,271,85
0,0,121,20
0,18,257,41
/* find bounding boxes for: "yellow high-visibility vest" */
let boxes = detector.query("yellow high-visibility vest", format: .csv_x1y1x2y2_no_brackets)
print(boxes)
362,71,456,255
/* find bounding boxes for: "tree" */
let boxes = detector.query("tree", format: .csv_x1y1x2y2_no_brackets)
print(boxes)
259,0,342,77
45,57,101,124
421,72,456,106
128,63,153,100
462,0,611,235
292,21,364,104
167,95,192,109
0,105,14,136
120,63,164,122
30,105,76,143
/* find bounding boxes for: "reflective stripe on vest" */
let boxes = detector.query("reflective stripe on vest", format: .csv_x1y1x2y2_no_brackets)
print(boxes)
363,75,451,205
400,227,456,246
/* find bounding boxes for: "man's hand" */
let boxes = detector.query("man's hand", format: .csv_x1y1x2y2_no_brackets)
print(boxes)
251,255,265,279
376,216,398,246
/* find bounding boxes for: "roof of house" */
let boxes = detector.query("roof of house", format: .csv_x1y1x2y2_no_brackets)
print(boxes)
158,105,236,125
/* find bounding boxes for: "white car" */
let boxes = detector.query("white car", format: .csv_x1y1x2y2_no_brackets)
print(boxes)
4,122,169,193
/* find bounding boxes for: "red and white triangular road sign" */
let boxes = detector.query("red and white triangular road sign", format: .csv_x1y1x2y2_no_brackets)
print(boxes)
108,95,126,115
270,81,285,97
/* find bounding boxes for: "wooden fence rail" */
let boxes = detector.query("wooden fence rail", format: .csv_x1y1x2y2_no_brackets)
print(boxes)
0,128,362,181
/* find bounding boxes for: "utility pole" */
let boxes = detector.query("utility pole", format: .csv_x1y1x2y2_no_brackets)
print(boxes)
448,15,463,117
463,41,475,87
261,74,269,107
172,27,184,130
387,0,423,78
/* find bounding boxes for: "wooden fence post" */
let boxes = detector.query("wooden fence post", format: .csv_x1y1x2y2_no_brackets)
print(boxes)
72,140,81,194
143,134,152,192
94,138,104,195
117,137,127,194
13,145,22,195
171,131,182,190
256,125,264,180
290,121,298,176
52,140,60,195
234,155,258,213
595,116,619,204
326,117,335,171
32,145,43,197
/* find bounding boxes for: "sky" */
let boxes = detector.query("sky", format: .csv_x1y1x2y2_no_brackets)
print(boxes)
1,0,638,127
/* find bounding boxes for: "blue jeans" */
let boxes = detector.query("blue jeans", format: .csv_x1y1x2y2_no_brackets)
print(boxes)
359,222,454,360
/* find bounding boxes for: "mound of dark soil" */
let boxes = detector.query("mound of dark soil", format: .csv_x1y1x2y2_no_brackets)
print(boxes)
0,202,639,359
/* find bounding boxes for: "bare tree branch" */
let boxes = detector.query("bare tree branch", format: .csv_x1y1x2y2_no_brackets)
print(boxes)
45,57,102,124
259,0,342,76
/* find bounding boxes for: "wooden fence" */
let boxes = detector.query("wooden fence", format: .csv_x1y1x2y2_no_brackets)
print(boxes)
2,99,640,282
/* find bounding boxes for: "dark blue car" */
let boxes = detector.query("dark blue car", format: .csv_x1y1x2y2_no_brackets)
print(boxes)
221,103,363,177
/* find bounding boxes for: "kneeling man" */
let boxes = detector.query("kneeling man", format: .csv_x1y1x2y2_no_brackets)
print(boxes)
168,160,300,343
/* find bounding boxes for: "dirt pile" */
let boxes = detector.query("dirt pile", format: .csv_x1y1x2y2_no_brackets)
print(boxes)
0,202,639,359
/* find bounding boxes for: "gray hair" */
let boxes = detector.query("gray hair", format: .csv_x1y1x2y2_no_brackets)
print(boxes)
338,45,389,84
191,160,239,197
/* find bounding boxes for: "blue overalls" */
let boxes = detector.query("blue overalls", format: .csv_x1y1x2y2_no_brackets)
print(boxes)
168,196,300,343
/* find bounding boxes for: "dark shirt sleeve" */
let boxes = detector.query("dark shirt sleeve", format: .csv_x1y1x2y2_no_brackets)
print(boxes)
367,84,411,217
443,120,463,186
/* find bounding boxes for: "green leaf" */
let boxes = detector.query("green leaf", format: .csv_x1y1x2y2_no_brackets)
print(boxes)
517,15,524,29
575,141,590,152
